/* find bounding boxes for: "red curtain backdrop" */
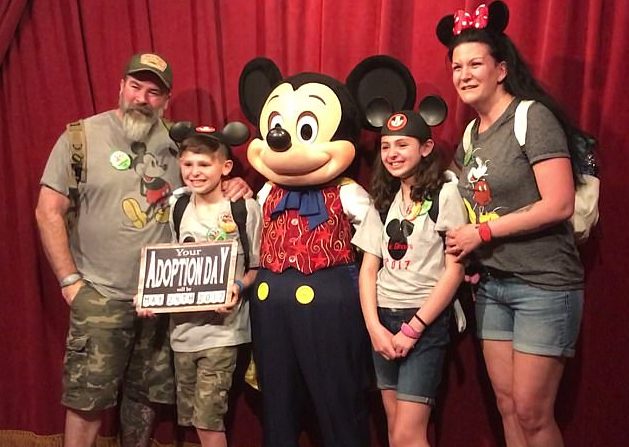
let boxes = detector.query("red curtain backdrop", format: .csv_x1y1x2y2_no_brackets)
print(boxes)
1,0,627,446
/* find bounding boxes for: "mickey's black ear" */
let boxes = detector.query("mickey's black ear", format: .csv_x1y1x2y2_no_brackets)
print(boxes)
418,96,447,127
131,141,147,155
169,121,193,143
239,58,283,125
346,55,416,131
488,1,509,33
436,15,455,46
221,121,250,146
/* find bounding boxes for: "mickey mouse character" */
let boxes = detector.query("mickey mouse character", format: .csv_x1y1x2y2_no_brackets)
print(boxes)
122,141,173,228
239,55,417,447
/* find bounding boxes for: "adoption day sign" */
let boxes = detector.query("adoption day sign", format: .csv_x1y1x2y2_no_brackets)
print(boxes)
137,240,238,313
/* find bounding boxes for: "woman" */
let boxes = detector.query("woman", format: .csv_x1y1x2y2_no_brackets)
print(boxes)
436,2,585,446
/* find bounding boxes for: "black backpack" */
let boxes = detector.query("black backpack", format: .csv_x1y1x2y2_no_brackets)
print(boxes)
172,195,250,271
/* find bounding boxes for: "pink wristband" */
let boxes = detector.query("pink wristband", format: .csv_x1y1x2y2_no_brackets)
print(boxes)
400,322,420,339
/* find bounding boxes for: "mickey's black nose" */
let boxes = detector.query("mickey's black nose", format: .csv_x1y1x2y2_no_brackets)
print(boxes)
267,125,292,152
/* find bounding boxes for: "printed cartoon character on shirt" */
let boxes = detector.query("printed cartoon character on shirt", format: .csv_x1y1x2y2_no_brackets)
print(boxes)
463,152,501,223
122,141,173,228
239,55,417,447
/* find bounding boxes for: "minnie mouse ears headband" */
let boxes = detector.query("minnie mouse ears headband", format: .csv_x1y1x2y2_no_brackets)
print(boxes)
436,1,509,46
169,121,250,153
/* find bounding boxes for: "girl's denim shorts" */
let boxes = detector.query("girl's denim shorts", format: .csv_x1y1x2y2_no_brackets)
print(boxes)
372,307,451,406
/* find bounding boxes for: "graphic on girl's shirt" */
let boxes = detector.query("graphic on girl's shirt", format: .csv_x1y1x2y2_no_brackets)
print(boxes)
464,153,502,224
384,198,434,262
386,219,414,260
121,141,173,229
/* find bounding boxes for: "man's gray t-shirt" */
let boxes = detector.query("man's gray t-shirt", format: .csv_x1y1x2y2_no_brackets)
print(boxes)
41,110,182,300
455,99,583,290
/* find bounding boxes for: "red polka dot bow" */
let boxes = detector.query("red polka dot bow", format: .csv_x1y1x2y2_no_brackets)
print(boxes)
453,4,489,35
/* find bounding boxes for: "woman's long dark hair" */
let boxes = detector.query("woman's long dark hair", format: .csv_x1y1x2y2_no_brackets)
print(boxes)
370,138,444,214
449,29,593,183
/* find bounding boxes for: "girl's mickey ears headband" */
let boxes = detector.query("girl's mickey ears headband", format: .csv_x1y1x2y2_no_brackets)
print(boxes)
346,55,447,133
436,1,510,46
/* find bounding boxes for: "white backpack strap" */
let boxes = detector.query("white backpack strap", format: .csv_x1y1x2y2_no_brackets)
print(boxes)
462,119,476,155
514,100,534,146
453,298,467,333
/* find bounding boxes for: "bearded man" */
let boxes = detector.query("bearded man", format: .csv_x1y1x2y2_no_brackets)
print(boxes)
36,53,179,447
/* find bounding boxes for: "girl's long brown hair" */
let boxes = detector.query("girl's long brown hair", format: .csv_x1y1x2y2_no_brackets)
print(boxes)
370,139,445,214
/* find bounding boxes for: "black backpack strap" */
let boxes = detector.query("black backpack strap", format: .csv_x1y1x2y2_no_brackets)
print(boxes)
230,198,250,272
428,186,441,224
426,185,446,245
173,194,191,241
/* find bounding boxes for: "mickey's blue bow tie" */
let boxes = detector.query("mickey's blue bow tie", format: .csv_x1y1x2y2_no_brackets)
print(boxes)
271,189,329,230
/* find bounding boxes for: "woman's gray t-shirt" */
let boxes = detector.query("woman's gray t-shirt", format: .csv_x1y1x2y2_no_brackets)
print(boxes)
455,99,583,290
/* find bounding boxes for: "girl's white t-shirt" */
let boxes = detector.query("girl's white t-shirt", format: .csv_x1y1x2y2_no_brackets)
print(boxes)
352,179,467,308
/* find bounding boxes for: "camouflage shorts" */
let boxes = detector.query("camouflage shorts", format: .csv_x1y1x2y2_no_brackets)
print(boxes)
62,283,175,411
174,346,237,431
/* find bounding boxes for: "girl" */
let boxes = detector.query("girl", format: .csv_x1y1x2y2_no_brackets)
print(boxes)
436,2,586,446
353,110,467,447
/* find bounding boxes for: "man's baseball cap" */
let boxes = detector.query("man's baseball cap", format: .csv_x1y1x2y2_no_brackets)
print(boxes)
124,53,172,90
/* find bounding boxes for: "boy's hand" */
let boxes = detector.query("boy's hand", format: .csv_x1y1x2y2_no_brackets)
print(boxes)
133,294,157,318
215,283,242,314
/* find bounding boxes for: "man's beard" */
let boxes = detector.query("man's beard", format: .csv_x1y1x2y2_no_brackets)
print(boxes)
119,98,163,142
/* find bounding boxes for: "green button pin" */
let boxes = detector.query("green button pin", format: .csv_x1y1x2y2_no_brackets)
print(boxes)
110,151,131,170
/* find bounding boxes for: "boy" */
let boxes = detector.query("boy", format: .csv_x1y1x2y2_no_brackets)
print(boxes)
164,125,261,447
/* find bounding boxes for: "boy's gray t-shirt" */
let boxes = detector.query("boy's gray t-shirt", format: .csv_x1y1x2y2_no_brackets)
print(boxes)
455,99,583,290
40,110,182,300
169,196,262,352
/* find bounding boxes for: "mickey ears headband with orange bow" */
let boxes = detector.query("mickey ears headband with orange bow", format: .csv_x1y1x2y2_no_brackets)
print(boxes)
436,1,510,46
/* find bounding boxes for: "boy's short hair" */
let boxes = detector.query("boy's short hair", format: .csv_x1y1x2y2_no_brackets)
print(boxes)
179,135,233,160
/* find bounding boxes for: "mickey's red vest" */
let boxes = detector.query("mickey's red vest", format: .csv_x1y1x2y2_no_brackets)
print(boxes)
261,184,355,274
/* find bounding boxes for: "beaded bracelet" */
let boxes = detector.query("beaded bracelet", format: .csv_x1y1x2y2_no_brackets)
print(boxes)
400,322,421,339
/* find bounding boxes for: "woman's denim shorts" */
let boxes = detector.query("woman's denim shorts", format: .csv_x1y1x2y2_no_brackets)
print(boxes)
475,274,583,357
372,307,451,406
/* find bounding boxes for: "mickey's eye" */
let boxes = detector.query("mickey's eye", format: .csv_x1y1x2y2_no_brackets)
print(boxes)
268,112,284,130
296,112,318,144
